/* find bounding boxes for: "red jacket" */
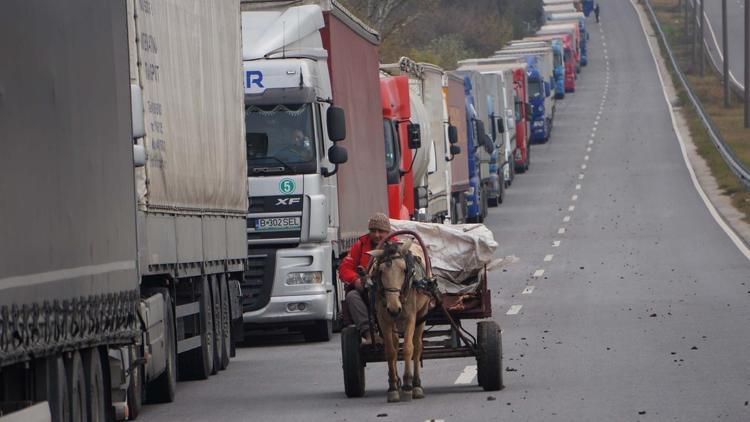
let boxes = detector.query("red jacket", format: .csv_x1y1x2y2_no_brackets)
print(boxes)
339,234,373,285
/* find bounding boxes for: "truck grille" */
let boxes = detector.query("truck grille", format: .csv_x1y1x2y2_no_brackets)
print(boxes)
241,250,276,312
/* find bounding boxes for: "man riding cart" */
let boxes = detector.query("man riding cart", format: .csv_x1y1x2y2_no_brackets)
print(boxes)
339,212,391,344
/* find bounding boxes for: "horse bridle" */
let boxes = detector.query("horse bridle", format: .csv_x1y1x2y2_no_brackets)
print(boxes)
369,249,417,303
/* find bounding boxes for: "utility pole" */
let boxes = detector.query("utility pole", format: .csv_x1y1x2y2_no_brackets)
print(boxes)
723,0,730,106
745,0,750,127
692,0,698,65
699,0,705,76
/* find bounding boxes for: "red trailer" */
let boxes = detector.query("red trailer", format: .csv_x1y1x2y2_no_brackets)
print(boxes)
527,33,577,93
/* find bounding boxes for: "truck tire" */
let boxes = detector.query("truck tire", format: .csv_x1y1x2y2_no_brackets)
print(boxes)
66,351,89,422
218,276,231,370
303,319,332,342
126,346,143,419
210,275,222,375
332,258,344,333
476,321,503,391
82,348,106,422
44,355,70,422
341,326,365,397
147,290,176,403
181,278,214,379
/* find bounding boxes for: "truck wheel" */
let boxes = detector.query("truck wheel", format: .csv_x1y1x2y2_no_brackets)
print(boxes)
476,321,503,391
332,259,344,333
210,275,222,375
126,346,143,419
43,355,70,422
66,351,89,422
303,319,332,342
82,348,106,422
147,290,176,403
341,326,366,397
182,278,215,379
218,276,231,370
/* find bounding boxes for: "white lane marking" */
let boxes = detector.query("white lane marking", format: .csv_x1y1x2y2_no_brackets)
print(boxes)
587,147,592,152
585,155,590,161
576,184,582,190
588,140,594,145
563,215,571,222
572,194,578,201
603,42,607,47
454,365,477,385
596,115,601,121
558,227,566,234
522,285,535,294
544,254,554,262
629,0,750,261
579,174,585,180
568,205,575,211
552,240,561,247
425,420,445,422
592,127,598,132
533,269,545,278
506,304,523,315
594,121,599,126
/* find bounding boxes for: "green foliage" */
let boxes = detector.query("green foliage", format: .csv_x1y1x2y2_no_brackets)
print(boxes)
340,0,543,69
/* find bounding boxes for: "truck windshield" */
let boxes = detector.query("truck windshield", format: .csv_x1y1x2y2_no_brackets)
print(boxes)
245,103,317,175
529,80,544,97
554,50,562,68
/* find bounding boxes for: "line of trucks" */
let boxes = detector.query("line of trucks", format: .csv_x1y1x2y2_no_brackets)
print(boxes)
0,0,590,420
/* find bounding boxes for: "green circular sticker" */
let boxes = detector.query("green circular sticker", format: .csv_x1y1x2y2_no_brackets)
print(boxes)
279,178,296,194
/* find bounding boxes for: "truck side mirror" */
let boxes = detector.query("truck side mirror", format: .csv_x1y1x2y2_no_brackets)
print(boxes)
327,106,346,142
475,120,486,138
328,144,348,164
448,125,458,144
496,118,505,134
483,134,494,154
544,82,551,97
407,123,421,149
449,144,461,156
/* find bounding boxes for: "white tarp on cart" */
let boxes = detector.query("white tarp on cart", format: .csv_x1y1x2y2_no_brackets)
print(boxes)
389,220,506,294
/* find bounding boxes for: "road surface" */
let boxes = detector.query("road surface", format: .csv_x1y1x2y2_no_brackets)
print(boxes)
139,0,750,420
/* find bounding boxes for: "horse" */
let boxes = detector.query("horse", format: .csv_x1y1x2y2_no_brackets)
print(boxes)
367,236,433,403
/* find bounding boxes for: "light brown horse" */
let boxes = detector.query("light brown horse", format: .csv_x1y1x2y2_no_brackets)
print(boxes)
367,237,432,403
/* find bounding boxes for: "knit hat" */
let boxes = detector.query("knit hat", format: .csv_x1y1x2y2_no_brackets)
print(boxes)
368,212,391,232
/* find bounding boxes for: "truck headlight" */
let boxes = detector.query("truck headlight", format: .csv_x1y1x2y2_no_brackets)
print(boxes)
285,271,323,285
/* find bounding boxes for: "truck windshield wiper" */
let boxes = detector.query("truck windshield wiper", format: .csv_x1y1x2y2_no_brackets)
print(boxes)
249,156,294,174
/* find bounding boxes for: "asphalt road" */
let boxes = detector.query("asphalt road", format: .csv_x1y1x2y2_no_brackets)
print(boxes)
139,1,750,420
696,0,746,91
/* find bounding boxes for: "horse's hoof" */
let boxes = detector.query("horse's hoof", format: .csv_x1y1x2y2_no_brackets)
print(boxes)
413,387,425,399
399,389,413,402
387,390,400,403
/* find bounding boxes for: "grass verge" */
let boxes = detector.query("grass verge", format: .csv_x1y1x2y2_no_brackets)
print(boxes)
647,0,750,223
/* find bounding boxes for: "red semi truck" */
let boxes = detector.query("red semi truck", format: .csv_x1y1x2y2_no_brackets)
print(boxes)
527,33,577,93
380,74,417,220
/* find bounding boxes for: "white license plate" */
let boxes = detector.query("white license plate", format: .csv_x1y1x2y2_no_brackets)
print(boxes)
255,217,301,232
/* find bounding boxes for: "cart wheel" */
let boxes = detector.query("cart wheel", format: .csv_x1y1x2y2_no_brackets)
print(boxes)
341,326,366,397
476,321,503,391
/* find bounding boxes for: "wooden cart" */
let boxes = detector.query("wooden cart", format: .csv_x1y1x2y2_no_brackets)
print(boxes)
340,267,503,397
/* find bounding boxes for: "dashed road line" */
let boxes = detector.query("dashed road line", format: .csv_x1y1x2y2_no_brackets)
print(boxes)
533,269,545,278
522,286,535,294
563,215,571,222
572,194,578,201
575,184,582,190
558,227,566,234
568,205,575,211
552,240,561,247
544,254,554,262
454,365,477,385
506,304,523,315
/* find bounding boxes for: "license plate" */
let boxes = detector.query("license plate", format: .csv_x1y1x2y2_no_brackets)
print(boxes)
255,217,301,232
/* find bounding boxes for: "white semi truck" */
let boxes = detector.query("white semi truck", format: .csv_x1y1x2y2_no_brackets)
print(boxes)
240,0,389,340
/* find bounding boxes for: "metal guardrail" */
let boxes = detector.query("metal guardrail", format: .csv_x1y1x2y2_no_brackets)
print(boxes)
643,0,750,188
685,0,745,97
